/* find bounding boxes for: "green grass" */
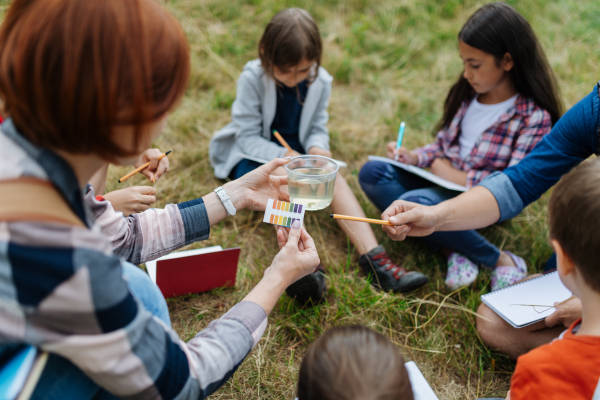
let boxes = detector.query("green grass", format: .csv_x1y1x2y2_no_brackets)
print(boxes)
103,0,600,398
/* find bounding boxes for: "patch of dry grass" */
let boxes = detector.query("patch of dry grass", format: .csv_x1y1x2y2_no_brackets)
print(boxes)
104,0,600,398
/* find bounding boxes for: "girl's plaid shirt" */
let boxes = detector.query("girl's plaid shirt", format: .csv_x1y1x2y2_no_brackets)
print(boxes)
414,95,552,188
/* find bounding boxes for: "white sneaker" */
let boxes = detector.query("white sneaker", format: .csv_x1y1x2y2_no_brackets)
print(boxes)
445,252,479,290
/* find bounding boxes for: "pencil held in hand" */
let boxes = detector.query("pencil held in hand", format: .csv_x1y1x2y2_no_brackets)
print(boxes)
330,214,393,226
118,150,172,183
394,122,406,161
273,130,293,153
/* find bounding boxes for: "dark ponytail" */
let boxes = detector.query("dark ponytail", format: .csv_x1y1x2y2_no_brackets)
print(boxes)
439,2,562,130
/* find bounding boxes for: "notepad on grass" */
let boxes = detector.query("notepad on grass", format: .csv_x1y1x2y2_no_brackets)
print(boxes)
480,271,572,328
145,246,241,298
405,362,439,400
367,155,467,192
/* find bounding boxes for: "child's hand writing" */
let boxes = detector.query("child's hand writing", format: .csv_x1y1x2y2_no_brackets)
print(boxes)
308,147,332,158
386,142,417,165
104,186,157,216
136,148,170,182
544,297,581,328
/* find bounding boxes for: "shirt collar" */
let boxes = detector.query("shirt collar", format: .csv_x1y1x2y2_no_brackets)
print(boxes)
1,118,92,227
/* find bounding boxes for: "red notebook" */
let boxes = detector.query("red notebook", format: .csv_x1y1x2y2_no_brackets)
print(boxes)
145,246,240,298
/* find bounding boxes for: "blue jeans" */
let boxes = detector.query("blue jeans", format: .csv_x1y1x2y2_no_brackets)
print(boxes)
30,263,171,400
359,161,500,267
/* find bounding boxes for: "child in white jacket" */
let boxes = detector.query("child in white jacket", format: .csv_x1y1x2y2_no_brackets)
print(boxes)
210,8,428,304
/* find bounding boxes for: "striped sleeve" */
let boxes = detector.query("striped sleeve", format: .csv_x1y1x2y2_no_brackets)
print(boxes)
88,190,210,265
12,242,268,399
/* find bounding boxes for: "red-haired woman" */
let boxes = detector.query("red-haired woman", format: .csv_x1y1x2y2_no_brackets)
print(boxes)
0,1,319,399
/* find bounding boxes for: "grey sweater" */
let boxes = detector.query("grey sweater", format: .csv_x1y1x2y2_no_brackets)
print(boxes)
209,59,333,179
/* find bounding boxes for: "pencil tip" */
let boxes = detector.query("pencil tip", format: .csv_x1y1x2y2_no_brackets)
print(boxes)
330,214,333,218
165,150,172,155
117,179,122,183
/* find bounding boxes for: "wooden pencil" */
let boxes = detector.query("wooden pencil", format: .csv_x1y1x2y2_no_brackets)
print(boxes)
118,150,172,183
330,214,394,226
273,130,294,153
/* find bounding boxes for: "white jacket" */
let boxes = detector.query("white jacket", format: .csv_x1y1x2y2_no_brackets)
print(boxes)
209,59,333,178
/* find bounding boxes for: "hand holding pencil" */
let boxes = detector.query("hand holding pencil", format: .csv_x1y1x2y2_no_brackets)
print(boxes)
119,149,171,183
273,130,301,158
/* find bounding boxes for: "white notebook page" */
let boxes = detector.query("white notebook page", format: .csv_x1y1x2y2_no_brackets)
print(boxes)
405,361,439,400
481,271,572,328
367,156,467,192
144,245,223,283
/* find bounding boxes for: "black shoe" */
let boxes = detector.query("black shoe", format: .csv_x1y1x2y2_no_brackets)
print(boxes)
359,245,428,292
285,264,327,307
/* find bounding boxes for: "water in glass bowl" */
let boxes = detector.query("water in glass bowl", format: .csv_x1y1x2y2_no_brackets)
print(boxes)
288,167,335,210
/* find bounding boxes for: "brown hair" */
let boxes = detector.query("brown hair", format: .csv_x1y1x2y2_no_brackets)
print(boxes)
258,8,322,84
549,158,600,293
0,0,190,160
297,326,414,400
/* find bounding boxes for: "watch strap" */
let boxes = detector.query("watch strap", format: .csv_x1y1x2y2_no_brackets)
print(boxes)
214,186,236,216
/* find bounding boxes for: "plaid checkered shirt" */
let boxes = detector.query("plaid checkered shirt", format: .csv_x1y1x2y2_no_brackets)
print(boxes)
0,119,268,399
413,94,552,188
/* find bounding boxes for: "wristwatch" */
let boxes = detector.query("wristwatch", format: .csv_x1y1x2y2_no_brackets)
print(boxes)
214,186,236,216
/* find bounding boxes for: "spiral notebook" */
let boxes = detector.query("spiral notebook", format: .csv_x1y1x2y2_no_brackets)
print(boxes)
480,271,572,328
367,156,467,192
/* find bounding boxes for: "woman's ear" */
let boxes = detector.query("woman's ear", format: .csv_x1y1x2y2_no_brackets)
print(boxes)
502,52,514,72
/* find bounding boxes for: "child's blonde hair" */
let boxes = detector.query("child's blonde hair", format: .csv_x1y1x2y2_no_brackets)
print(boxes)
258,8,322,84
297,326,414,400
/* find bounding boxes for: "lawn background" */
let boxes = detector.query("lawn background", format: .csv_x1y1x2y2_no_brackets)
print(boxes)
98,0,600,398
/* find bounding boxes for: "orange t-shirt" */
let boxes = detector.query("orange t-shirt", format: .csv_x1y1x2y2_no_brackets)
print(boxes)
511,319,600,400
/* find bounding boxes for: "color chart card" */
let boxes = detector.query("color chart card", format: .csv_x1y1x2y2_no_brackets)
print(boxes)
263,199,306,228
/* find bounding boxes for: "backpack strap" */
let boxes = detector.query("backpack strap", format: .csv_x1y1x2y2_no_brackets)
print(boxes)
0,178,85,227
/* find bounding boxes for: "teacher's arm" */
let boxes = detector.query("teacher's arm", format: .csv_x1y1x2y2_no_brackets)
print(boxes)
380,185,500,240
203,157,290,226
381,83,600,241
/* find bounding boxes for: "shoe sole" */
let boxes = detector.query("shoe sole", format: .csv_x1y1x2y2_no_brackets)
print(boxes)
285,272,326,307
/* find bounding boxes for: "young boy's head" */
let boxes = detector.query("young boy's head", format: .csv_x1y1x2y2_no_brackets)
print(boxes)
548,158,600,297
297,325,414,400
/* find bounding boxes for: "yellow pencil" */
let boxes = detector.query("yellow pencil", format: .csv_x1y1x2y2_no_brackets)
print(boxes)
273,130,294,153
330,214,394,226
118,150,172,183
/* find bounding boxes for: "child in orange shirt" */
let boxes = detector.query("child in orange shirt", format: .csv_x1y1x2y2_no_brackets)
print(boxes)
496,159,600,400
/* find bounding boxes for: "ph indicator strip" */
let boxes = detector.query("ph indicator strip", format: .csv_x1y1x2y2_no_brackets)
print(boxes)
263,199,306,228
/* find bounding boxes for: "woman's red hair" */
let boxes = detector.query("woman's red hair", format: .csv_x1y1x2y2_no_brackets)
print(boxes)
0,0,190,159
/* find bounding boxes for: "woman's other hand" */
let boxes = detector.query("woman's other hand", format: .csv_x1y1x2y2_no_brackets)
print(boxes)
242,220,320,314
267,221,320,284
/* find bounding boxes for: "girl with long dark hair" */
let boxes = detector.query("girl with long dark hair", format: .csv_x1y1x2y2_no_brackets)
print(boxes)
359,2,562,291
